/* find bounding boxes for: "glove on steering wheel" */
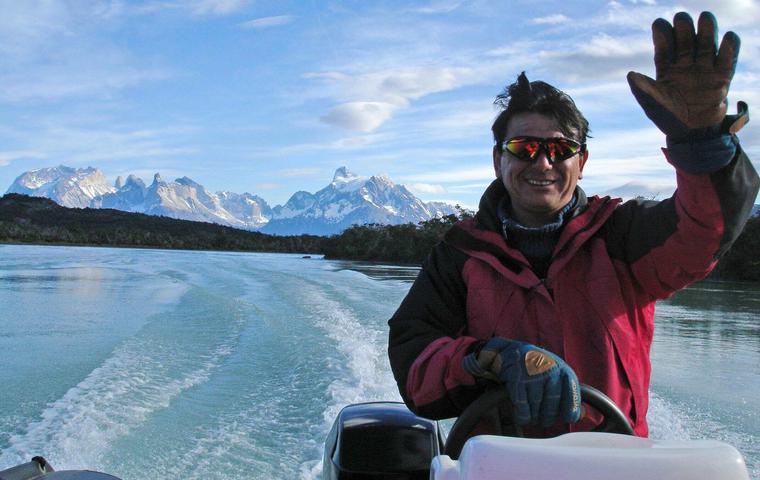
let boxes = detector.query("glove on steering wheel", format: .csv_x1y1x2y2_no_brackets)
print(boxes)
463,337,581,427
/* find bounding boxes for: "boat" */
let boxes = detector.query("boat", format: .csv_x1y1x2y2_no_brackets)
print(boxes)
1,385,751,479
0,456,118,479
321,385,751,480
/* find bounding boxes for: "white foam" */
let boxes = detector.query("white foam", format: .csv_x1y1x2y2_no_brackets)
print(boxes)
648,391,696,441
296,283,402,480
648,391,758,478
0,331,237,471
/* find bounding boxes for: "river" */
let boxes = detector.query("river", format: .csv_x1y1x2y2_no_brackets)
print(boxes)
0,245,757,479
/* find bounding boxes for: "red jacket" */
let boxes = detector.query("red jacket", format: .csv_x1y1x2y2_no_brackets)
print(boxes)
388,145,758,437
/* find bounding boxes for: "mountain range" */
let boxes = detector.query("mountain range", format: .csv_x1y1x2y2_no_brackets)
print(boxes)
7,166,757,236
6,166,456,236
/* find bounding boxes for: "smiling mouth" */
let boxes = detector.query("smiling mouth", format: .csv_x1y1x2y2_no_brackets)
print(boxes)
526,179,555,186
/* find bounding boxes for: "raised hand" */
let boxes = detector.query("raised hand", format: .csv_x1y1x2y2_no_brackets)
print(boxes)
627,11,747,140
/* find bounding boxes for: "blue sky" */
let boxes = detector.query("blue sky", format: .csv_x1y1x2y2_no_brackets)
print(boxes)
0,0,758,209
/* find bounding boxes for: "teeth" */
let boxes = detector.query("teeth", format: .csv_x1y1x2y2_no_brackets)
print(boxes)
527,179,553,186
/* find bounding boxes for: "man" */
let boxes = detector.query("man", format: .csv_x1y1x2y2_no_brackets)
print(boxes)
388,11,759,438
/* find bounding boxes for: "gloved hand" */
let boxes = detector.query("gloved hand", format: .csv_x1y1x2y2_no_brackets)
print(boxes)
463,337,581,427
627,11,748,141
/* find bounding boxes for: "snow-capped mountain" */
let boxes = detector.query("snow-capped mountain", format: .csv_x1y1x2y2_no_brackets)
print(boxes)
95,174,147,211
601,181,675,201
261,167,456,235
7,165,116,208
8,167,271,230
5,165,455,235
217,191,272,227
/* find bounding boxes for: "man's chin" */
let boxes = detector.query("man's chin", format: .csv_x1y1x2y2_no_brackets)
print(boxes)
523,196,563,212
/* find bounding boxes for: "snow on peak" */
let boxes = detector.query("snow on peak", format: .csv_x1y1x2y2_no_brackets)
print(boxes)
6,165,114,208
331,166,366,192
332,166,363,183
332,166,356,181
370,173,394,186
125,175,145,188
176,176,202,188
602,181,675,201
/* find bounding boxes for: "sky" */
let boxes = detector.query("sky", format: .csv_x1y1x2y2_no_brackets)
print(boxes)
0,0,758,209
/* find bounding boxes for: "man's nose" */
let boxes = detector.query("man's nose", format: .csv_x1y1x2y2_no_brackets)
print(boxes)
532,148,553,169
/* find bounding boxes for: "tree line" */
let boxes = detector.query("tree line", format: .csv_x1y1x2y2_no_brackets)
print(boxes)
1,193,758,282
0,194,324,254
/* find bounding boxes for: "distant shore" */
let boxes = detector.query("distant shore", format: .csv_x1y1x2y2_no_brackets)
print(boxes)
2,193,757,282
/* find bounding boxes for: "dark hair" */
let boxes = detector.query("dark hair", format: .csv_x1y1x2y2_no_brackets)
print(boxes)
491,72,590,151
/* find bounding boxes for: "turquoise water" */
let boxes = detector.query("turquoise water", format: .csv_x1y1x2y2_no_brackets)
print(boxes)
0,245,757,479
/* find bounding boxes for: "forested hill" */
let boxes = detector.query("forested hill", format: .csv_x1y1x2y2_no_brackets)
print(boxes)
1,193,757,282
0,194,324,254
709,209,760,281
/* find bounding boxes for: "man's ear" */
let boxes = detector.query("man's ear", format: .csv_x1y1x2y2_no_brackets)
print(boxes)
578,150,589,179
493,146,502,178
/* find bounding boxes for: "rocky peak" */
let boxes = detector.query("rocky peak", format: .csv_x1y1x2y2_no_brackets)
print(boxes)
124,175,146,189
332,166,357,182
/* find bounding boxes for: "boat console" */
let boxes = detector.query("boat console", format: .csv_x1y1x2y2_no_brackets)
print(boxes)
432,433,750,480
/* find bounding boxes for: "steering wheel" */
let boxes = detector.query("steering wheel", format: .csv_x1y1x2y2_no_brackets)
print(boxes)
444,384,635,459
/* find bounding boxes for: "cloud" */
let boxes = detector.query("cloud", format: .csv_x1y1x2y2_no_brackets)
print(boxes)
407,183,446,194
579,33,647,58
410,1,463,14
587,126,664,158
264,134,381,157
447,183,493,193
320,102,398,132
0,3,171,103
0,2,71,57
255,182,282,190
240,15,294,29
419,105,493,138
581,126,672,186
598,1,760,32
189,0,250,16
377,67,471,102
0,60,170,103
531,14,570,25
0,2,125,59
309,65,478,132
401,167,495,183
675,0,760,28
310,65,474,105
4,124,199,169
304,71,350,82
537,33,652,82
486,40,543,59
279,167,321,177
0,150,47,166
597,1,664,30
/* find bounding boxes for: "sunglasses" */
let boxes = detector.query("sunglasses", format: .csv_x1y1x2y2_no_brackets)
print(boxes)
501,136,585,164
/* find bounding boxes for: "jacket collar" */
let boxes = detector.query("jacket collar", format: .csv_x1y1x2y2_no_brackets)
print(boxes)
474,179,591,232
445,179,619,284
